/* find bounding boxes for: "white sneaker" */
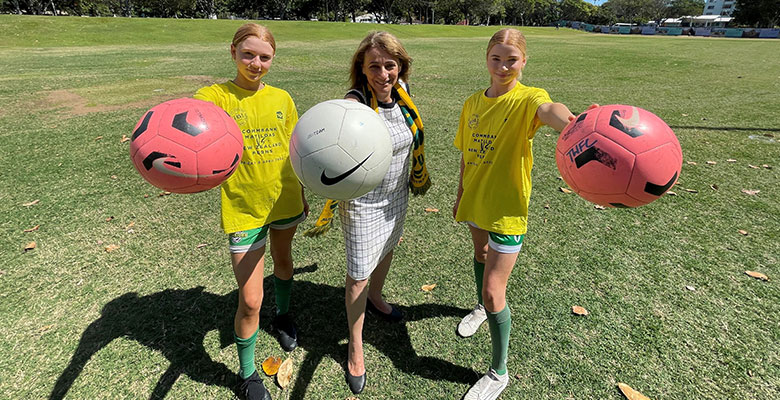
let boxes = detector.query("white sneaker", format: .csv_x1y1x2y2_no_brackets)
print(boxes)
462,369,509,400
457,304,487,337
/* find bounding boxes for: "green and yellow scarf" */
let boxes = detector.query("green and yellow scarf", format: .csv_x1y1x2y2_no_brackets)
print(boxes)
303,82,431,237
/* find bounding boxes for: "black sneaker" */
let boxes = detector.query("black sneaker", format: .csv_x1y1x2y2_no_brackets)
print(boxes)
271,313,298,352
237,371,271,400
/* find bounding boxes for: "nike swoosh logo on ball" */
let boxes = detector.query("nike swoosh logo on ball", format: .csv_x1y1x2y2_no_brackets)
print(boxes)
320,153,373,186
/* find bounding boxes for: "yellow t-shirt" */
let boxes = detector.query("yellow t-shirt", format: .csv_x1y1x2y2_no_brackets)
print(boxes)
194,81,302,233
454,82,552,235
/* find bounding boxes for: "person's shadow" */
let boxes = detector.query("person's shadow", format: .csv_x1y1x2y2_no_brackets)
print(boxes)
49,264,475,399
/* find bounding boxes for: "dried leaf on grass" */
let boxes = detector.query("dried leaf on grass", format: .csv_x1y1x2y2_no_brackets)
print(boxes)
666,191,677,196
594,205,606,210
23,199,40,207
126,221,135,229
421,283,437,292
745,271,768,281
618,382,651,400
24,225,40,232
543,204,550,209
710,184,718,190
738,229,748,236
262,356,282,376
24,241,36,252
120,135,130,143
748,164,759,169
159,191,172,197
424,207,439,213
94,136,103,141
726,159,737,163
105,244,120,252
763,164,771,169
276,358,293,388
706,161,717,165
196,243,208,249
105,216,114,222
741,189,760,195
685,285,696,291
571,305,589,316
686,161,697,165
559,187,572,194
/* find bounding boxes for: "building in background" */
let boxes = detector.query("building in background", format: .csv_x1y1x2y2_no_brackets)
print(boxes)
703,0,736,16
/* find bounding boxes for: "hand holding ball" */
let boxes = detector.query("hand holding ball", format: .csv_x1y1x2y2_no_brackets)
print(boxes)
555,105,682,208
289,100,392,200
129,98,243,193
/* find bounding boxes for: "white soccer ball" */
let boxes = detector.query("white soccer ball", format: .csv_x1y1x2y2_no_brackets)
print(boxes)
290,99,392,200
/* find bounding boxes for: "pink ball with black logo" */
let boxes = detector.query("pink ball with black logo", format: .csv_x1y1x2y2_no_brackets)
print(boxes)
129,98,243,193
555,105,682,208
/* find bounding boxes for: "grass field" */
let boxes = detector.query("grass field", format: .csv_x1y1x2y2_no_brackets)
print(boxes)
0,15,778,400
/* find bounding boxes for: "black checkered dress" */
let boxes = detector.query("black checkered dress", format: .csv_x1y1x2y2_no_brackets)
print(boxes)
339,101,413,280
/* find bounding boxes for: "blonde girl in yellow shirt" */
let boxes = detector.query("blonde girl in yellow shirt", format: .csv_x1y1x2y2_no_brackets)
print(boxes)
195,24,308,400
453,28,594,400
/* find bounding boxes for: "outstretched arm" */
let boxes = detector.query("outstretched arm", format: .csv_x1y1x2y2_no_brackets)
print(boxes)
538,103,600,132
536,102,575,132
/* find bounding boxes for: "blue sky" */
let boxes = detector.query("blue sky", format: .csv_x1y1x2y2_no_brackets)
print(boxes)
584,0,606,5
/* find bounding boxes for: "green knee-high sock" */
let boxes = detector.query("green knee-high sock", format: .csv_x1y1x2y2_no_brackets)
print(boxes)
274,275,293,315
486,305,511,375
235,328,259,379
473,258,485,305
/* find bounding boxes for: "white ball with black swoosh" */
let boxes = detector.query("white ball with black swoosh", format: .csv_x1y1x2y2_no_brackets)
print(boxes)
290,99,392,200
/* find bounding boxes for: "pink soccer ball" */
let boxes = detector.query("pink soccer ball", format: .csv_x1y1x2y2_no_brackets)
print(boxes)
129,98,243,193
555,104,682,208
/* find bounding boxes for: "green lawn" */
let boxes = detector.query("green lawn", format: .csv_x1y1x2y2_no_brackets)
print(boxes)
0,15,778,400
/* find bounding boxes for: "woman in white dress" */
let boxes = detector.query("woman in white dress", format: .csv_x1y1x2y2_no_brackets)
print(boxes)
339,31,430,395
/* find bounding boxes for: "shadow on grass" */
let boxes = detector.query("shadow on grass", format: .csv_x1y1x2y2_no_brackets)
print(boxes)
49,264,474,399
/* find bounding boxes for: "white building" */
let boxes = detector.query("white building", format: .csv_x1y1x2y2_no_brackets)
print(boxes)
703,0,736,16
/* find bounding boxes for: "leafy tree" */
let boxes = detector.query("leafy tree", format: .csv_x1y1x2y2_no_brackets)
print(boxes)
504,0,538,26
589,3,615,24
342,0,368,21
433,0,464,24
733,0,780,28
667,0,703,17
604,0,668,25
368,0,398,22
526,0,557,26
471,0,504,25
559,0,594,22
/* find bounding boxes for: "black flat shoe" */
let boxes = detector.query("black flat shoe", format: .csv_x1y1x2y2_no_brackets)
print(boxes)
271,313,298,352
366,299,404,323
345,370,366,394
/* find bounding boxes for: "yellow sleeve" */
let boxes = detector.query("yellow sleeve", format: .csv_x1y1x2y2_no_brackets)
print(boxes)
527,88,553,139
453,96,472,152
193,85,221,107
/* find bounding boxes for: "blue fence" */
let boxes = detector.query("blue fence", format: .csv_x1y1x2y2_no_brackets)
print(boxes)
557,20,779,39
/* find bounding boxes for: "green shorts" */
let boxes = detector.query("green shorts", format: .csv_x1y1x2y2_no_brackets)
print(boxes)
488,231,524,254
228,212,306,254
467,221,525,254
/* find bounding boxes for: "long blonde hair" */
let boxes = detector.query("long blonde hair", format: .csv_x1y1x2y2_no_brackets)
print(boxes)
232,23,276,53
486,28,527,83
486,28,527,58
349,31,412,90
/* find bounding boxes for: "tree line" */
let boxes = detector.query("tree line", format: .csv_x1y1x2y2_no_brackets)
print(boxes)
2,0,777,28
